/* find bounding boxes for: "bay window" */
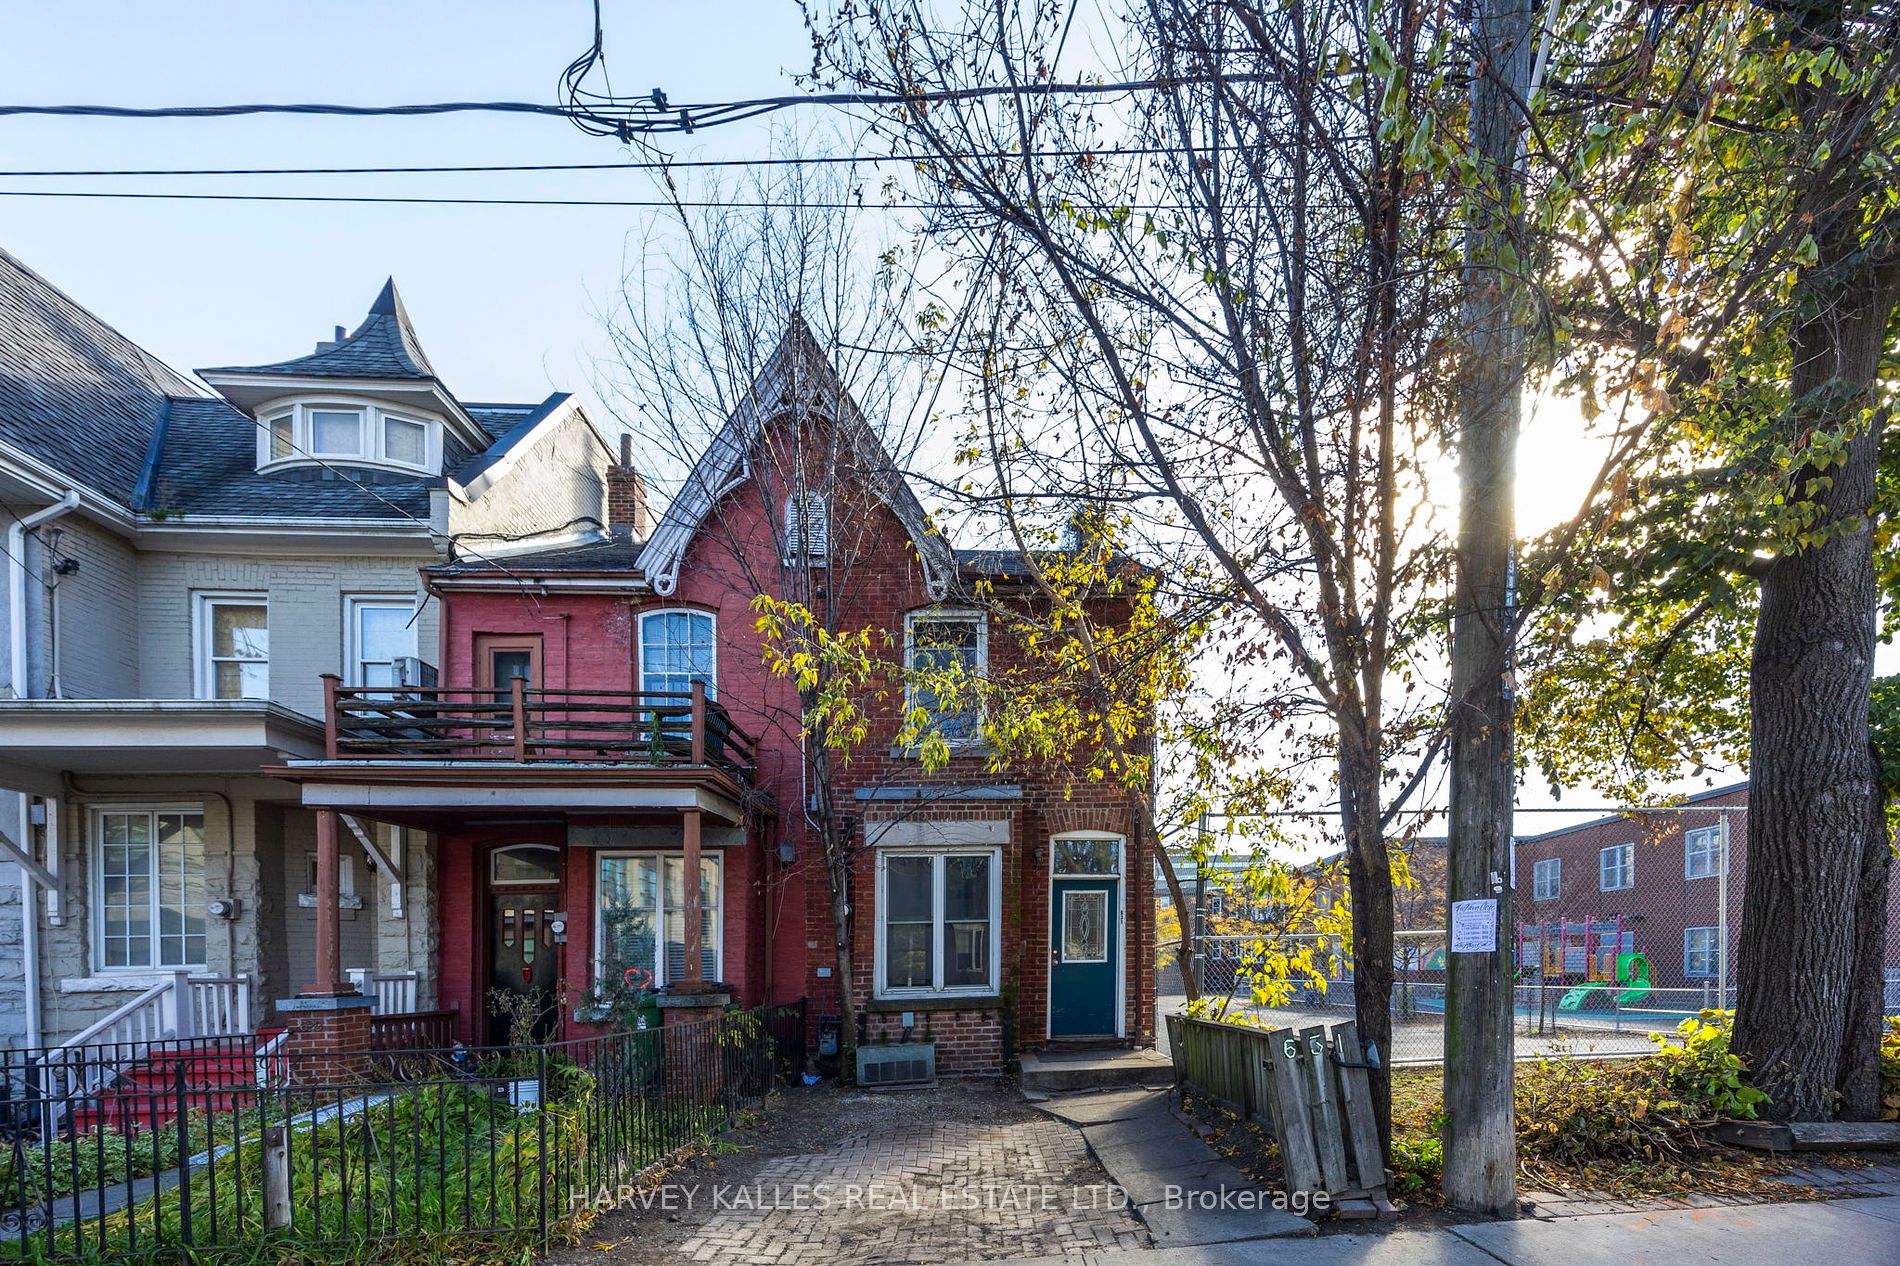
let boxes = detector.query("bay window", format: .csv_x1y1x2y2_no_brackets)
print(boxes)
596,853,721,989
876,849,1000,997
95,808,206,970
255,399,440,475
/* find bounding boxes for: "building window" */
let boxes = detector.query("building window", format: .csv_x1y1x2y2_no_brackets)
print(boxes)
1684,926,1722,978
784,491,829,561
1052,836,1120,876
639,610,716,699
876,849,1000,997
1599,843,1633,892
302,851,358,901
491,844,562,887
94,809,206,970
1684,825,1724,880
195,593,268,699
255,400,439,475
904,610,986,746
596,853,721,988
345,596,417,688
1532,857,1561,901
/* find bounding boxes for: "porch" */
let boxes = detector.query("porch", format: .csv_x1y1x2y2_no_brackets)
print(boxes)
270,676,770,1042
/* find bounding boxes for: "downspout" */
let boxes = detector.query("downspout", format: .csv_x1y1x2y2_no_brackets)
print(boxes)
9,490,80,1050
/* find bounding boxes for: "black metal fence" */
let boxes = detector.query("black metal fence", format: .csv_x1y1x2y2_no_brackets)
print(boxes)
0,999,807,1261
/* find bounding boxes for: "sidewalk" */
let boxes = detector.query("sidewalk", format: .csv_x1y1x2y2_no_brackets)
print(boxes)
952,1194,1900,1265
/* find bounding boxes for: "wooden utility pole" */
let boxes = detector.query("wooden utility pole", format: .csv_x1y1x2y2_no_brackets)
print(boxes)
1443,0,1532,1217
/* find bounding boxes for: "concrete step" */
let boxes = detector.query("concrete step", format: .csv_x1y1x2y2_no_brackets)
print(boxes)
1017,1048,1174,1094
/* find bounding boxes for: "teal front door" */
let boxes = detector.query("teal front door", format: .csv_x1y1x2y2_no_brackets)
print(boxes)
1050,879,1119,1036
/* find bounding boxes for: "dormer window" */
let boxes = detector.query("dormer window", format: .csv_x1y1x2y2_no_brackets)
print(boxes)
256,399,441,475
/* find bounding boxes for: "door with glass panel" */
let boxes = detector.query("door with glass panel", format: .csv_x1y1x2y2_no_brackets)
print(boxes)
1049,836,1122,1038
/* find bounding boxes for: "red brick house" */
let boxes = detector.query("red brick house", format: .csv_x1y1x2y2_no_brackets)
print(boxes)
1511,781,1900,1006
272,325,1156,1071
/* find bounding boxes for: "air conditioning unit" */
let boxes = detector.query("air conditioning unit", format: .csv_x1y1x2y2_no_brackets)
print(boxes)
855,1041,936,1088
393,656,438,688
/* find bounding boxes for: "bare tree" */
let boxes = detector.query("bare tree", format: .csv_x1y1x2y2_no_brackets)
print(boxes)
802,0,1465,1144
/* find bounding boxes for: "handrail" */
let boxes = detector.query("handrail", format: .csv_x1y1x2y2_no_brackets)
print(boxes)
321,677,759,780
54,978,171,1052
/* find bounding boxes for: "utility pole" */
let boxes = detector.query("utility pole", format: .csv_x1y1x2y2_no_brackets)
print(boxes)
1443,0,1533,1217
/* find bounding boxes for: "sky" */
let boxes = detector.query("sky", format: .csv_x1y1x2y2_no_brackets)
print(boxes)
2,1,1863,834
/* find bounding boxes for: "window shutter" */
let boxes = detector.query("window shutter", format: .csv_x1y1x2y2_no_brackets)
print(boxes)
786,492,829,560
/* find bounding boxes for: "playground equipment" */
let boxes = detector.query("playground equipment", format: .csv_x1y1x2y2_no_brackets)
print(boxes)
1518,917,1640,1026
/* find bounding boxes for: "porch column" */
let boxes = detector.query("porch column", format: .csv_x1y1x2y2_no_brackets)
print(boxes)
307,808,350,995
680,806,705,990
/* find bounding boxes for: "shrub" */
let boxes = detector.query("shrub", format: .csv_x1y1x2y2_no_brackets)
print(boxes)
1880,1016,1900,1121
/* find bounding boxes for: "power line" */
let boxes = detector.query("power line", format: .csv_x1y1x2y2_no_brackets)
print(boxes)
0,188,1202,212
0,147,1181,179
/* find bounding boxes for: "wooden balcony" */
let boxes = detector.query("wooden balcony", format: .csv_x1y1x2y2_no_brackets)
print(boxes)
320,675,757,784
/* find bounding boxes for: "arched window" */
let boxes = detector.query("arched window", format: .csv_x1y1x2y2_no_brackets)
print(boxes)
490,844,562,887
784,491,829,562
639,609,716,699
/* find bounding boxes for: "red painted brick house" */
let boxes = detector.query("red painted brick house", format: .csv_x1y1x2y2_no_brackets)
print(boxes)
272,324,1157,1071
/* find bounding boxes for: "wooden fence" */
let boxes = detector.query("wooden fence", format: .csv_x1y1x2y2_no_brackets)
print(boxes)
1166,1013,1393,1215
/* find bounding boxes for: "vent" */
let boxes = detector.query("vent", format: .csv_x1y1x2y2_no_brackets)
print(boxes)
855,1042,936,1088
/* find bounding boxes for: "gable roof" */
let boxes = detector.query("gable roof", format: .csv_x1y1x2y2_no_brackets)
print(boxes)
634,315,957,598
0,247,201,506
198,278,437,381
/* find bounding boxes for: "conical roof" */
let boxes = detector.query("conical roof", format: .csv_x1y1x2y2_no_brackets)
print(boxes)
199,278,437,380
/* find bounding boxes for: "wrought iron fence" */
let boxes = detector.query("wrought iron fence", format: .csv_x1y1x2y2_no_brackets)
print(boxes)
0,999,806,1261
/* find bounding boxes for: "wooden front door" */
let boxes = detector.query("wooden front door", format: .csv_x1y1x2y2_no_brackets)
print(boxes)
488,889,560,1045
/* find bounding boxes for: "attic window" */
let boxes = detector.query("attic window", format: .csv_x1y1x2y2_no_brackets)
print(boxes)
785,491,829,562
256,399,440,476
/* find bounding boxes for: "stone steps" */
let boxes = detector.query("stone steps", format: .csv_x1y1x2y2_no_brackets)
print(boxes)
1017,1048,1174,1094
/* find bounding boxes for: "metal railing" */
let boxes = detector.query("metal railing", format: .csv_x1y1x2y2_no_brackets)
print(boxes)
0,1000,807,1260
322,675,757,781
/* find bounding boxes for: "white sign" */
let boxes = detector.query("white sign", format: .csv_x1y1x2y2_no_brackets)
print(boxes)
1450,899,1498,954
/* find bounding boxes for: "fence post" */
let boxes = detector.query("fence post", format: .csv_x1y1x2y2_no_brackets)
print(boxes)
511,675,529,762
536,1044,549,1247
175,1061,194,1246
263,1126,291,1230
172,971,196,1040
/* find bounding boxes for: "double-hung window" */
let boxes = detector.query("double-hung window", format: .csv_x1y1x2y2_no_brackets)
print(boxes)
1684,926,1721,978
196,594,268,699
95,808,206,970
638,610,716,699
904,610,986,746
1684,826,1723,880
877,849,1000,996
345,596,417,688
1599,843,1634,892
1532,857,1561,901
596,853,721,988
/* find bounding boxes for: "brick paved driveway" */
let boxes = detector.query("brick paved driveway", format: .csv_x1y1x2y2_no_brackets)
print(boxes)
675,1108,1147,1264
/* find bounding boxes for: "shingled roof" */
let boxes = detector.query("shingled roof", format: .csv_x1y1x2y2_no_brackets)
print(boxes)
198,278,437,381
0,247,201,506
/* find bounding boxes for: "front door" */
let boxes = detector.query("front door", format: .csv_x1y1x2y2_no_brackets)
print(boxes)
489,890,560,1045
1050,879,1119,1037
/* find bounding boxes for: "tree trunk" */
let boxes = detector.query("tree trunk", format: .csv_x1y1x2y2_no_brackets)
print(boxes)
1340,735,1394,1156
1733,259,1895,1123
1443,0,1530,1216
1838,776,1892,1121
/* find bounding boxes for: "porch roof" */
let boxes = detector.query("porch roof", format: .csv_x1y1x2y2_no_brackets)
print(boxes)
0,699,325,793
272,760,749,825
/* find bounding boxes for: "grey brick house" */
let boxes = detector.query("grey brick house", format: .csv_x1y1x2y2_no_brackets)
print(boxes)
0,248,623,1048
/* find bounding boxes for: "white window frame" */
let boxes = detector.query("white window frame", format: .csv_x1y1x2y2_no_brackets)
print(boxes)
1599,843,1634,892
636,608,718,700
91,805,208,973
303,851,358,900
343,595,418,688
1532,857,1561,902
783,490,830,562
593,851,724,990
903,607,988,748
193,592,269,700
1684,825,1724,880
873,846,1003,999
1684,926,1721,978
254,398,442,476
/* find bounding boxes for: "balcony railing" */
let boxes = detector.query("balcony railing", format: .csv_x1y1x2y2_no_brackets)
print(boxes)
321,675,756,781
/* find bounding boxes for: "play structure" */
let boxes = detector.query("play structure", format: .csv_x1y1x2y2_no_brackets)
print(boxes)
1517,916,1652,1030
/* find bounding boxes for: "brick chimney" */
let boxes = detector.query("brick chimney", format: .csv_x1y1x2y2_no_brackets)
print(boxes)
605,433,650,539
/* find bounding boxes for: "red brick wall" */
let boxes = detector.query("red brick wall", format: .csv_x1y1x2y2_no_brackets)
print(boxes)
427,420,1157,1071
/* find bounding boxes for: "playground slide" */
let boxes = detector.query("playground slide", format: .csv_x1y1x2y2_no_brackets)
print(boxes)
1557,986,1598,1011
1613,952,1653,1006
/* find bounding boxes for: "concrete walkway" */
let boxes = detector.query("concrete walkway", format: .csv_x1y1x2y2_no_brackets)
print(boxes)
1033,1089,1313,1250
949,1194,1900,1265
